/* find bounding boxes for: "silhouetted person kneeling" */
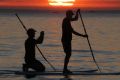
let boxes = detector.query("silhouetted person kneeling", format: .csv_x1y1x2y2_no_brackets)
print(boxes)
23,28,45,72
62,9,88,74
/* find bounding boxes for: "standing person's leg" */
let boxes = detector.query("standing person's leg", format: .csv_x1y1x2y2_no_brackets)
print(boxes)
62,41,72,73
64,52,71,71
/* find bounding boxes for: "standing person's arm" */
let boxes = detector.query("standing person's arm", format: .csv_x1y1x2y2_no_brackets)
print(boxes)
36,31,44,44
72,29,87,37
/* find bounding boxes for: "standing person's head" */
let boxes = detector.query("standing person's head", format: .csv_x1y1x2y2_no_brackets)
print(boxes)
27,28,36,38
66,10,74,18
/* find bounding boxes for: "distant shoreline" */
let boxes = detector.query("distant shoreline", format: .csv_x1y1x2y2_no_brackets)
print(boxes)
0,7,120,13
0,8,120,17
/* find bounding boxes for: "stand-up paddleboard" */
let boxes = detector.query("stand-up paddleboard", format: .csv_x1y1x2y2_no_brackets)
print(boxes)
0,69,120,75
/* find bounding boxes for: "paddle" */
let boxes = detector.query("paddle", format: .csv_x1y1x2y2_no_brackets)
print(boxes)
15,13,56,71
78,9,101,72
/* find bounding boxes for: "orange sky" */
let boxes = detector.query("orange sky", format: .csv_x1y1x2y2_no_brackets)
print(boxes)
0,0,120,10
75,0,120,9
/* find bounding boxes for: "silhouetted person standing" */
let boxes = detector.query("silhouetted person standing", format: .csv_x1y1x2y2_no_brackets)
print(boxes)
23,28,45,72
62,9,88,73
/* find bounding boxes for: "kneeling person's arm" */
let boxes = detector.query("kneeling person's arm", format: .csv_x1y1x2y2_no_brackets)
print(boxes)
36,31,44,44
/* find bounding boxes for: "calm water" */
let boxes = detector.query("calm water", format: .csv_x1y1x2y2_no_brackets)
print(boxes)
0,11,120,80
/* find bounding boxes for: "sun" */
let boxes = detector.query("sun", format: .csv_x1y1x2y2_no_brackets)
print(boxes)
48,0,75,6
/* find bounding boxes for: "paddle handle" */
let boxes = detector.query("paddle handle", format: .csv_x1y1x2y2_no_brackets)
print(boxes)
78,10,101,72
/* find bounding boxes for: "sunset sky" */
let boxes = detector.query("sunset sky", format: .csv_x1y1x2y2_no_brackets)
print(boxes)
0,0,120,10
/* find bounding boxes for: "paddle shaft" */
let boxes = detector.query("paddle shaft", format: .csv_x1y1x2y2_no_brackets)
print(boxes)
15,13,56,71
78,10,101,72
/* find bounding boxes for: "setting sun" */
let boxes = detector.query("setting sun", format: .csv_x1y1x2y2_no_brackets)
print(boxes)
0,0,120,10
48,0,75,6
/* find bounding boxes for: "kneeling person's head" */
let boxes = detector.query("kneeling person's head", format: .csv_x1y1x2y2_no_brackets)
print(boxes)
27,28,36,38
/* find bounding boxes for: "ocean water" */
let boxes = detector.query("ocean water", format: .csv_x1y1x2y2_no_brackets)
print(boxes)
0,11,120,80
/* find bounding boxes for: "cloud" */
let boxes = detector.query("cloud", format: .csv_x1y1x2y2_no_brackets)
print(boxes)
0,0,48,7
0,0,25,2
0,0,46,2
0,0,48,4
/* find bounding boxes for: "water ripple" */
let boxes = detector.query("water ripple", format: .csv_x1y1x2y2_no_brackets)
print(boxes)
72,50,119,54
